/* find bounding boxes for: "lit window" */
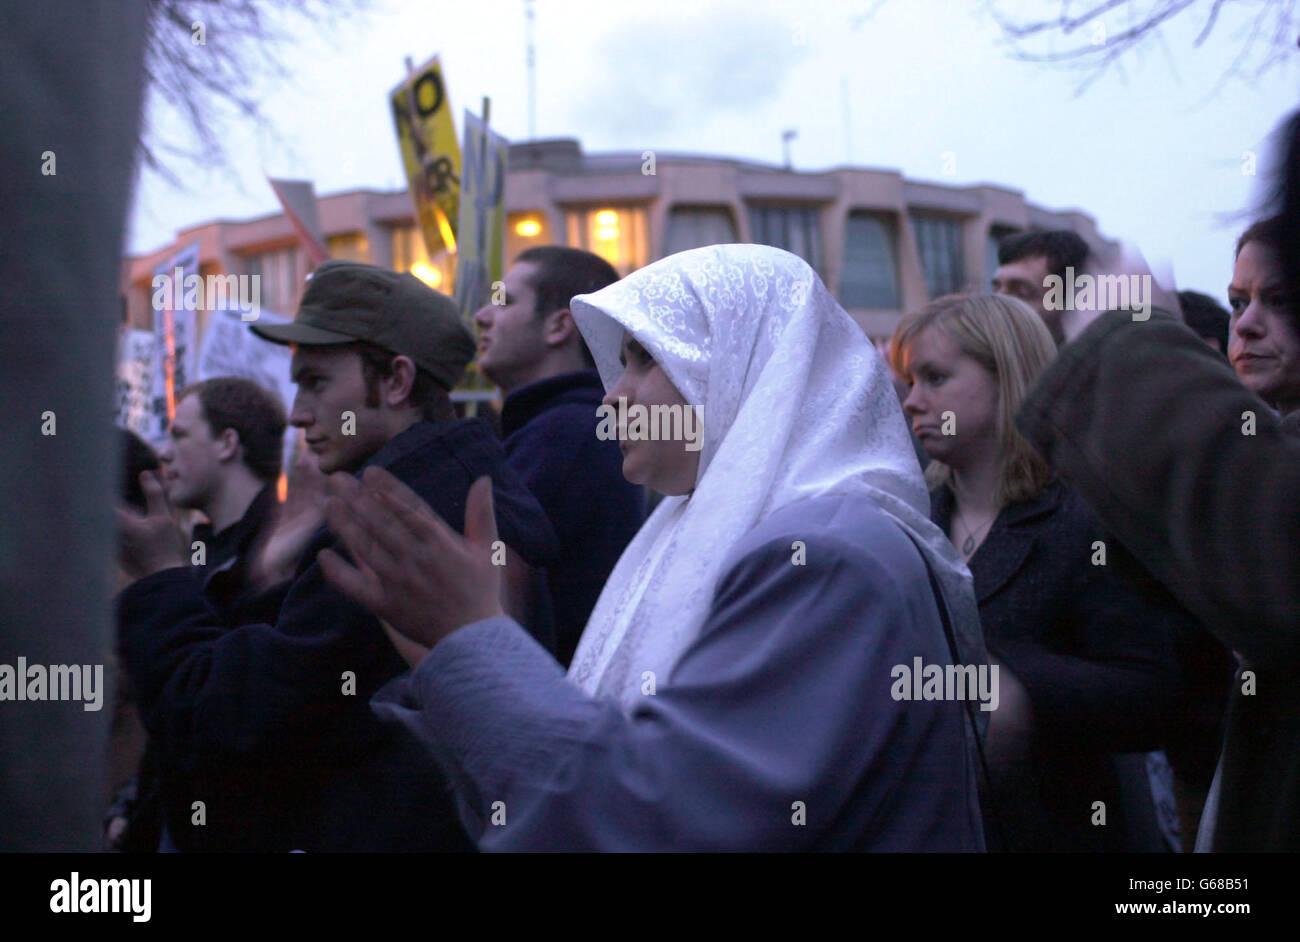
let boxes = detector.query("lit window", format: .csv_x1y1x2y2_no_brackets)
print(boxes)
911,213,965,299
841,211,900,309
505,212,552,266
563,206,648,276
326,233,371,263
392,225,454,290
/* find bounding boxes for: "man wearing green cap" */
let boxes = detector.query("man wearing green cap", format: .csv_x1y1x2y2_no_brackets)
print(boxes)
116,260,558,852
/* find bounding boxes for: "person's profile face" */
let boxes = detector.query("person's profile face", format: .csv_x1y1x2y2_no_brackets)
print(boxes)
158,393,222,510
1228,241,1300,412
472,261,547,390
602,331,701,496
898,327,1000,470
993,255,1061,342
288,346,390,474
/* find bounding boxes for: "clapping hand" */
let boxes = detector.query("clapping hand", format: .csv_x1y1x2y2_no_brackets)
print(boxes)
317,468,505,653
116,471,188,582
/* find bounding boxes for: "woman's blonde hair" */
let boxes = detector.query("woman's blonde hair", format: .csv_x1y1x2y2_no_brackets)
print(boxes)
888,293,1058,508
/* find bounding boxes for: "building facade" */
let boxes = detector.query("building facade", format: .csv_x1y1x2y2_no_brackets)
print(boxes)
123,138,1115,344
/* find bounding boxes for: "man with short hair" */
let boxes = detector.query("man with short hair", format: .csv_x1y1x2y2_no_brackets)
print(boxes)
474,246,645,666
159,377,286,621
117,260,558,851
992,230,1091,345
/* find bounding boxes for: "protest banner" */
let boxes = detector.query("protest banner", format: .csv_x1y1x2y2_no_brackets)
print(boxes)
197,306,299,474
453,105,508,325
390,55,461,262
268,178,330,267
115,328,157,441
150,241,200,443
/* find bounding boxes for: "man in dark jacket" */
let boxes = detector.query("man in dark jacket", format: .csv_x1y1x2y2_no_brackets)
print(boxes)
161,377,287,622
110,382,284,851
474,246,645,666
1017,300,1300,852
116,261,558,851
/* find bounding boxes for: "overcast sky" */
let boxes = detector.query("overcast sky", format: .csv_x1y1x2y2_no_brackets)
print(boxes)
127,0,1300,300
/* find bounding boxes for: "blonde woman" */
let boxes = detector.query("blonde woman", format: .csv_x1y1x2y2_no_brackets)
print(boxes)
890,294,1189,852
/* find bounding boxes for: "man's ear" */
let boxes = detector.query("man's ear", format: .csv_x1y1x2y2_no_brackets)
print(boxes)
384,355,418,406
543,307,579,349
217,427,241,463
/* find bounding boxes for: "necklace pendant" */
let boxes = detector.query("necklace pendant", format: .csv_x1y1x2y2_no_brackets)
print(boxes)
962,534,975,555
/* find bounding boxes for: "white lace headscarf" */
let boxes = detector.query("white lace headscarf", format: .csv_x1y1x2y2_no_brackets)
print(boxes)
568,244,986,711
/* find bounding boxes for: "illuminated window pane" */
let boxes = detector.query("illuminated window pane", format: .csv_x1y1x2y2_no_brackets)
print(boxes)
562,206,648,276
391,225,453,290
327,232,371,263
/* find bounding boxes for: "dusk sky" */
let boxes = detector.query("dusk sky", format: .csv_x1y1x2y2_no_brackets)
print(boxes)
127,0,1300,300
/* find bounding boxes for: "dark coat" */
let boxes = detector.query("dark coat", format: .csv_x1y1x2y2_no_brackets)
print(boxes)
191,482,280,624
112,482,282,853
1017,308,1300,852
931,481,1184,851
119,419,558,852
501,371,645,666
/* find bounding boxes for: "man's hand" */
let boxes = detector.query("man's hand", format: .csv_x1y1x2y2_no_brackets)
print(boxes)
116,471,188,581
317,468,505,651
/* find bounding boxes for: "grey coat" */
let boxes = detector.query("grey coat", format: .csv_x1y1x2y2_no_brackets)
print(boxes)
372,493,986,851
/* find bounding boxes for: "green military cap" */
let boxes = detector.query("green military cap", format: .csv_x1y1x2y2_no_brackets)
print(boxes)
250,259,476,390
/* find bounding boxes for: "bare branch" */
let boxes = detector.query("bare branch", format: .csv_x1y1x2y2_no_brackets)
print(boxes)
140,0,372,185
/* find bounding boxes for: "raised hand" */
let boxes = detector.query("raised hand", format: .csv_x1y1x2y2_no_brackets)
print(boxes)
116,471,188,581
317,468,505,651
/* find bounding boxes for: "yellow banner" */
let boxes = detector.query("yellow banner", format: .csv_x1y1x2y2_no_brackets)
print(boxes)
390,56,461,259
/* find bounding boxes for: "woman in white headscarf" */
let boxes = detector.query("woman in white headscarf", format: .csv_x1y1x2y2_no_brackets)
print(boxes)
321,244,990,851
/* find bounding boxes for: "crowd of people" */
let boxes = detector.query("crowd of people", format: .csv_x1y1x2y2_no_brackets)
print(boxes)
106,113,1300,853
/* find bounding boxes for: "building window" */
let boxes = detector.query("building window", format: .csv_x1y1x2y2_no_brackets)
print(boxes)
665,206,739,256
245,246,302,314
911,213,965,299
986,225,1019,288
840,211,900,309
564,206,648,276
505,212,552,265
747,205,821,270
327,232,371,263
391,225,452,291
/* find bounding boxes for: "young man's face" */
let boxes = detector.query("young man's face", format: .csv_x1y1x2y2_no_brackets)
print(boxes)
992,254,1062,343
288,346,392,474
158,394,225,512
473,261,549,391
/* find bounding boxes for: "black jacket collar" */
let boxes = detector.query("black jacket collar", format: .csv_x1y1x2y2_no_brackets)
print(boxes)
193,483,278,576
500,370,604,438
932,480,1065,604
